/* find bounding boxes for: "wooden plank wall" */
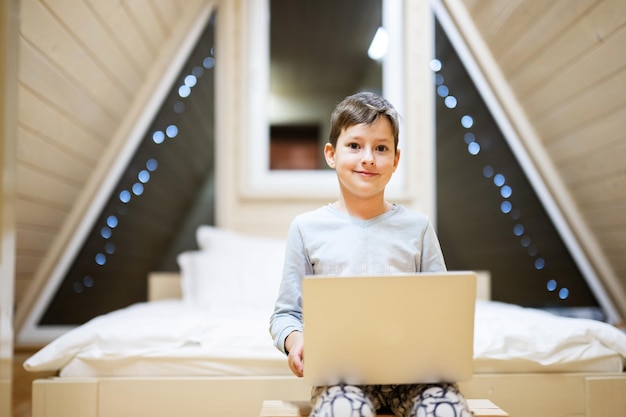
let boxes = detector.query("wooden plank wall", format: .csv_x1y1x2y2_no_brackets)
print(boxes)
14,0,203,307
2,1,19,416
457,0,626,319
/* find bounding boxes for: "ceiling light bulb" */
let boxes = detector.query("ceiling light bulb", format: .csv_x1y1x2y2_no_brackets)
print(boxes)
368,27,388,61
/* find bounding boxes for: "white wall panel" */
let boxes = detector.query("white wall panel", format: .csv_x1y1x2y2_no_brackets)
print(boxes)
21,0,131,119
18,87,105,160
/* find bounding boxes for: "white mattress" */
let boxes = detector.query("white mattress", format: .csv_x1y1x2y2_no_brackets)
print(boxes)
25,299,626,377
59,348,292,377
58,347,623,378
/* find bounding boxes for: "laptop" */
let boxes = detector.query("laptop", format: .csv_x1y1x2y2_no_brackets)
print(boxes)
302,271,477,386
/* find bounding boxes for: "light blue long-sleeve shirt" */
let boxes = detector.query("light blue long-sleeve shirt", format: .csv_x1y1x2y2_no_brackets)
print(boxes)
269,204,447,354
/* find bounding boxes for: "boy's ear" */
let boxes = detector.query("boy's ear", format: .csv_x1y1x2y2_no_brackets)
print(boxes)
324,143,336,169
393,148,401,171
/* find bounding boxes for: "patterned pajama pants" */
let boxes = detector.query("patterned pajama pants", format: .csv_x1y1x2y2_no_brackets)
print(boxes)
310,383,472,417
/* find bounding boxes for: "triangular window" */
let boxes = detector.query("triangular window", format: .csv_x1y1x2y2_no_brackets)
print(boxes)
32,15,217,328
434,17,602,319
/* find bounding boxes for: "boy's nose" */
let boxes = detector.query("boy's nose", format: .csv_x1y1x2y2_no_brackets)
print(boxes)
362,150,375,165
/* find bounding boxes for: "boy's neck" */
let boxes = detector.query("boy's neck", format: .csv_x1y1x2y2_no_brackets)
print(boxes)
333,196,392,220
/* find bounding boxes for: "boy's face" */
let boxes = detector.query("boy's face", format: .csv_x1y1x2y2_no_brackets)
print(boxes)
324,117,400,201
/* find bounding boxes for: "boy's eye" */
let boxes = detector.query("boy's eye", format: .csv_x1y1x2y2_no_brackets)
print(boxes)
376,145,389,152
348,143,360,149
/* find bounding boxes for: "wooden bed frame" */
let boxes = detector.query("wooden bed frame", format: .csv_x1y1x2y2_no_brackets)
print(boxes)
30,273,626,417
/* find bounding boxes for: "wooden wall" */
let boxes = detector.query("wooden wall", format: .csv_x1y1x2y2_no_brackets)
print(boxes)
1,0,18,415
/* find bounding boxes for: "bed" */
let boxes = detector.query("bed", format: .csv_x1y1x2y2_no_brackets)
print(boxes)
25,226,626,417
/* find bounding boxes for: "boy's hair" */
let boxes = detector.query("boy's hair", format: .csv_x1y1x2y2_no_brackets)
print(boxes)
328,91,400,151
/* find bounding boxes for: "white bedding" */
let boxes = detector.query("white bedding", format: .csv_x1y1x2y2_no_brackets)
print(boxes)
24,227,626,377
472,300,626,373
24,298,626,377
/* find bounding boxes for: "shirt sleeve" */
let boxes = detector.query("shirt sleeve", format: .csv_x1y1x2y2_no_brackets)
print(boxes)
269,218,314,354
420,220,448,272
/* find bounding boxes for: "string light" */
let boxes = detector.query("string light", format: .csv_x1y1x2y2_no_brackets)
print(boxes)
432,58,568,301
82,52,216,293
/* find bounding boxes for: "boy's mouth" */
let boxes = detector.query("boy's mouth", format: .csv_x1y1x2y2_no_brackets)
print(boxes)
354,170,378,177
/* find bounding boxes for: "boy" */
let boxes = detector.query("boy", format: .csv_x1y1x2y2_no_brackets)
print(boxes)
270,92,471,417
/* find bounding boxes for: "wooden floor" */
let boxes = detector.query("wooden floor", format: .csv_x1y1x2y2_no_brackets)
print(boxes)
12,350,56,417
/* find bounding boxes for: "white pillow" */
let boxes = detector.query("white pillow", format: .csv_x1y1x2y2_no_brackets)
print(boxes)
178,227,286,315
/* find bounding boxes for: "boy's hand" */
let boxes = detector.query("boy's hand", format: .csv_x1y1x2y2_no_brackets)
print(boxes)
285,331,304,377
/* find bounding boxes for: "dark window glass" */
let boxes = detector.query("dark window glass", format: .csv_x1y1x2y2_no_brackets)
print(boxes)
269,0,382,170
